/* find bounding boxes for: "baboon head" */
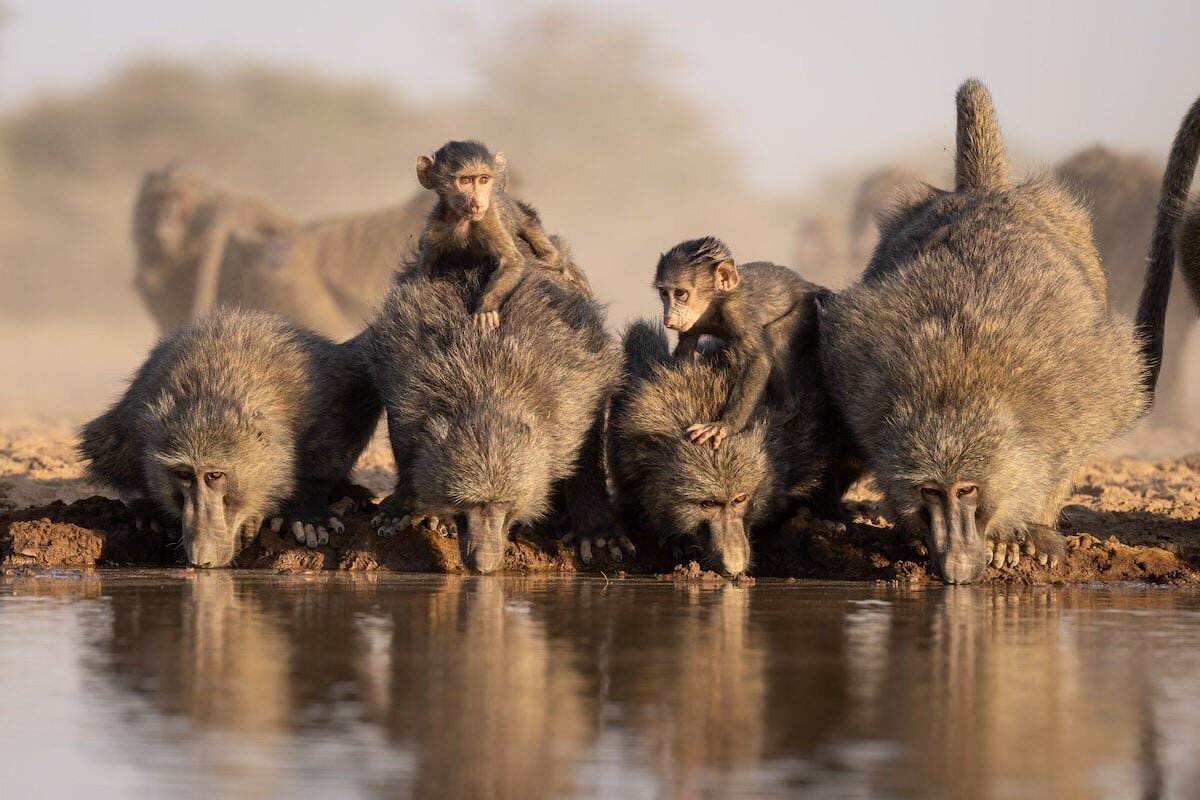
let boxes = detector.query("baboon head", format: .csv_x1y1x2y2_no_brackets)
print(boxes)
416,140,507,222
143,395,293,567
413,402,551,574
654,237,739,332
879,402,1025,584
133,164,209,263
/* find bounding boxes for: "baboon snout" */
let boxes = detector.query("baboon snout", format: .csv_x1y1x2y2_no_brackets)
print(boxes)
458,505,509,574
937,551,988,584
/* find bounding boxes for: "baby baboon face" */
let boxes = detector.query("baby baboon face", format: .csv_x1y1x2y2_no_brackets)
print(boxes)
654,237,740,332
917,480,988,584
163,463,256,568
415,142,506,222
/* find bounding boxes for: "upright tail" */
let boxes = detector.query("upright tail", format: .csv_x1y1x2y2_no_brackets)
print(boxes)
954,79,1011,194
1135,93,1200,398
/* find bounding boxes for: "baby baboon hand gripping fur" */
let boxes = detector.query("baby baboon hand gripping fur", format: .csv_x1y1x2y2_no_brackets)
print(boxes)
414,140,587,331
819,79,1147,584
1137,93,1200,399
78,309,381,567
654,237,829,449
367,264,621,573
607,321,857,575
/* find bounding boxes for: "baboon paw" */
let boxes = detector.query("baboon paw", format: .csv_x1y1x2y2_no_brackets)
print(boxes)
372,515,405,538
579,538,594,565
472,310,501,331
685,422,729,448
1023,526,1065,570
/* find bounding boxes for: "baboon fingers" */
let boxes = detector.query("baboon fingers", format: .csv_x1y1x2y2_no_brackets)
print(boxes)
579,538,594,565
291,520,306,543
271,517,285,533
327,517,344,535
472,310,501,331
617,535,637,559
1005,542,1020,568
328,497,356,517
150,519,162,533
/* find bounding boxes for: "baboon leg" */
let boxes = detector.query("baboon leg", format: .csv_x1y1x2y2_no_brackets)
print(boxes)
563,411,633,563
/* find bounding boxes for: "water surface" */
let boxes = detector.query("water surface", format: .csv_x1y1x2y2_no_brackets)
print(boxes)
1,570,1198,799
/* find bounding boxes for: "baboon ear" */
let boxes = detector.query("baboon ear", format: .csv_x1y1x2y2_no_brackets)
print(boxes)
714,260,740,292
416,156,437,190
493,151,507,175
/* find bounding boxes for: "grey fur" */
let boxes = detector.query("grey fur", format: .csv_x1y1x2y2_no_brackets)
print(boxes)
607,320,853,575
367,262,620,574
821,79,1148,584
78,308,381,566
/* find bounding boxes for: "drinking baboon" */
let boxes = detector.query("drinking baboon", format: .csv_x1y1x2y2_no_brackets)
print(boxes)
367,262,621,573
654,237,829,449
1137,94,1200,400
413,140,588,330
78,308,381,567
607,321,855,575
133,163,435,338
820,79,1147,584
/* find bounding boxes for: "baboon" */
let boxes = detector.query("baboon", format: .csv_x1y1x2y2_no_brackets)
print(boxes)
1137,94,1200,402
367,261,621,573
414,140,588,330
133,164,292,330
607,321,854,575
78,308,381,567
819,79,1147,584
134,163,437,338
654,237,828,448
1055,146,1196,424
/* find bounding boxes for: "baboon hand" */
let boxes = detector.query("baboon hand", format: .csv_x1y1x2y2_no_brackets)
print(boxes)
127,498,173,534
268,512,342,548
371,510,456,538
472,309,501,331
686,422,729,449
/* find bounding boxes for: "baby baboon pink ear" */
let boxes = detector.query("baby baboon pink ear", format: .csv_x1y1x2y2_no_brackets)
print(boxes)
493,151,507,174
416,155,437,190
714,260,740,292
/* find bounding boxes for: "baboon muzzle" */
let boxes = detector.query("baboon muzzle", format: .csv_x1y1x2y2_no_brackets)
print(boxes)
927,501,987,584
707,512,750,576
181,487,236,568
459,505,509,574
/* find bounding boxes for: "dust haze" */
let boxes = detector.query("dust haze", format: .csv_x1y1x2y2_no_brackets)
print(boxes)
0,9,1197,452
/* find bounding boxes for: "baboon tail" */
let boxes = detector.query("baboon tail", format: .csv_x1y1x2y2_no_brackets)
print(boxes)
621,320,670,381
954,79,1010,194
1135,93,1200,397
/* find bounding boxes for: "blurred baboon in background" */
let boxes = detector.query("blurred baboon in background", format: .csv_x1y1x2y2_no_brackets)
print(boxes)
847,166,920,268
133,163,435,339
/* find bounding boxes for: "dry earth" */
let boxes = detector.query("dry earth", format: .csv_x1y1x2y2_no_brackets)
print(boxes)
3,416,1200,584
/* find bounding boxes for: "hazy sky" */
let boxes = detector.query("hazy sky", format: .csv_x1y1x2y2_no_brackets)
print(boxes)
2,0,1198,190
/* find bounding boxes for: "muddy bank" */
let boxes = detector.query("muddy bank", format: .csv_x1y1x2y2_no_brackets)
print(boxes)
3,488,1197,584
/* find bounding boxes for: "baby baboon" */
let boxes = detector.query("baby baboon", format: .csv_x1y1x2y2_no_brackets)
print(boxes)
1137,94,1200,397
367,263,621,573
78,309,381,567
654,237,828,448
133,164,293,330
414,140,584,330
607,321,854,575
820,79,1148,584
134,164,438,338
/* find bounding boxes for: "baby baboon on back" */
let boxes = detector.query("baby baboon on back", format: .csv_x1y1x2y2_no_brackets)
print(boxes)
78,309,381,567
607,321,853,575
133,164,293,330
367,263,620,573
820,79,1148,584
654,237,828,448
1137,93,1200,399
414,140,587,330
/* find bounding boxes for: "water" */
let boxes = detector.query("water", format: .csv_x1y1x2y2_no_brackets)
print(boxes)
1,571,1198,799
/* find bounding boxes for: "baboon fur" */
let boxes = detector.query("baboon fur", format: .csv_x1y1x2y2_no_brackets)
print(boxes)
134,163,435,338
78,309,381,567
1137,94,1200,400
367,261,620,574
607,321,849,575
820,79,1148,584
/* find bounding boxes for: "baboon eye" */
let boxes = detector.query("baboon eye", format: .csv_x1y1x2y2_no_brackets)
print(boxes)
174,469,194,482
479,175,490,184
732,493,749,504
458,176,471,186
675,289,689,301
205,471,225,482
920,486,943,499
700,500,721,509
957,485,978,498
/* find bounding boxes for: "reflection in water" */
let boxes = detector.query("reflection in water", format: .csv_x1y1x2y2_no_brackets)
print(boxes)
1,573,1200,798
